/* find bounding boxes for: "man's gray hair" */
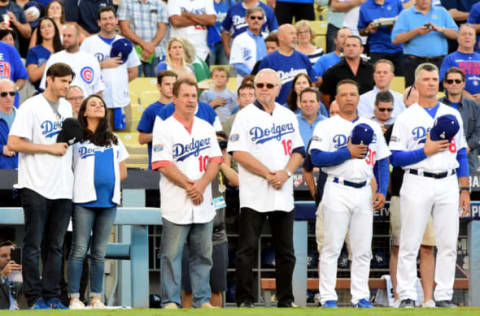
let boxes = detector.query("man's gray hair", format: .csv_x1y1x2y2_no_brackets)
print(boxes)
414,63,439,82
255,68,281,86
246,6,265,18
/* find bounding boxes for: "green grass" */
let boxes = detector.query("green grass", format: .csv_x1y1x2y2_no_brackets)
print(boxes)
2,307,480,316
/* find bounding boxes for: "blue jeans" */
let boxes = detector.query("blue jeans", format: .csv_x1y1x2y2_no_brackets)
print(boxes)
67,206,117,297
21,188,72,306
208,42,228,66
139,57,160,77
160,218,213,307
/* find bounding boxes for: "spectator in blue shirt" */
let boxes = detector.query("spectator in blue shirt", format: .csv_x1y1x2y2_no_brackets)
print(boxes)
441,0,475,53
0,79,17,170
0,0,31,57
221,0,278,58
358,0,404,75
267,0,315,25
137,70,177,169
467,2,480,52
391,0,458,86
440,24,480,102
211,0,235,65
26,17,63,93
0,41,27,108
296,87,326,149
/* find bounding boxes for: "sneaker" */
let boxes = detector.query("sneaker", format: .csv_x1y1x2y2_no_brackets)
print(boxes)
422,300,436,308
200,302,218,308
392,299,401,308
47,298,69,309
69,298,86,309
90,299,106,309
164,302,178,309
399,299,415,308
322,300,337,308
354,298,375,308
278,301,299,308
238,301,254,308
30,298,51,310
436,300,457,308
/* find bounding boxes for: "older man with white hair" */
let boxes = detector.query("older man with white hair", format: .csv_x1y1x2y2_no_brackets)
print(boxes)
0,79,17,169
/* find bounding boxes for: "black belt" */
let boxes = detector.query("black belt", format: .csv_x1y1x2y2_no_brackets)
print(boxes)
405,55,444,62
408,169,456,179
332,177,367,188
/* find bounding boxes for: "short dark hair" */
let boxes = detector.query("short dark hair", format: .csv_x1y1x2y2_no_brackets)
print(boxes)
46,63,75,86
157,70,177,85
346,35,362,46
299,87,320,102
265,32,279,45
336,79,359,94
0,28,15,41
98,5,116,20
237,83,255,95
444,66,465,82
173,78,198,97
375,90,394,106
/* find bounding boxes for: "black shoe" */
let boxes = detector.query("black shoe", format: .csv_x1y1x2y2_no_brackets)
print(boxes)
436,300,457,308
399,299,415,308
278,301,299,308
238,301,254,308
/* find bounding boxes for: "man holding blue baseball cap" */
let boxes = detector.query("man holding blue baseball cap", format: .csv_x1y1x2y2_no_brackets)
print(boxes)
81,6,140,131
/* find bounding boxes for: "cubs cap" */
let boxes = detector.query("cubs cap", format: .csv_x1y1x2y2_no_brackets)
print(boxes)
110,38,133,63
56,118,83,145
351,123,374,145
430,114,459,141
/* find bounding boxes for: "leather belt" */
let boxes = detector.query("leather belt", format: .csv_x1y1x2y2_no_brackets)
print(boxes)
408,169,456,179
405,55,444,62
332,177,367,188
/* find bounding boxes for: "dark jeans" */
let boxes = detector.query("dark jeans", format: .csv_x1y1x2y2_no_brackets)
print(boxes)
235,208,295,306
403,55,444,87
21,188,72,306
326,23,339,53
275,2,314,25
369,51,404,76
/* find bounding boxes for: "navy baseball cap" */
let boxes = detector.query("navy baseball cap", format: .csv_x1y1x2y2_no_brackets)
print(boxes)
351,123,374,145
110,38,133,63
56,118,83,145
430,114,459,141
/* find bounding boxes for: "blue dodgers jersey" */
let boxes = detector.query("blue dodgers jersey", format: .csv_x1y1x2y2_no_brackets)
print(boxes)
26,45,51,91
0,42,28,107
258,51,317,105
222,2,278,38
440,51,480,95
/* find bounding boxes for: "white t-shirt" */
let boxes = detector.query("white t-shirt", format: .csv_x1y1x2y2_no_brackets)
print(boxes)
168,0,215,61
389,103,467,172
40,50,105,96
80,35,141,108
309,115,391,182
230,31,259,89
9,94,74,199
227,102,304,213
152,115,222,224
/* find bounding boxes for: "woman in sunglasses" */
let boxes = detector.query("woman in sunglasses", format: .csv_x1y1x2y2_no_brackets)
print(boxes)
67,95,128,309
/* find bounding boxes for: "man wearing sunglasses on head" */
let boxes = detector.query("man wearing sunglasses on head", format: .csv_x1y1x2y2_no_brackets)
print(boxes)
440,67,480,174
0,79,17,169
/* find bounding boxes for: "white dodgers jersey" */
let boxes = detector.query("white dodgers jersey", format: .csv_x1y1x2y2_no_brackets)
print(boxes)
309,115,391,182
151,116,222,224
389,103,467,173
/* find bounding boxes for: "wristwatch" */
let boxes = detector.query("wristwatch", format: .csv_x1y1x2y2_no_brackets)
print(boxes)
285,168,292,178
460,186,470,193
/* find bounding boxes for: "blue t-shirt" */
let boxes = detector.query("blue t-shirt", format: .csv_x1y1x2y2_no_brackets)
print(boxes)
0,42,28,108
78,147,115,208
65,0,114,34
440,51,480,95
467,2,480,52
137,101,168,169
258,50,317,105
222,2,278,38
313,52,342,77
297,112,325,150
26,45,52,92
392,4,458,57
358,0,403,54
199,88,238,123
214,0,233,36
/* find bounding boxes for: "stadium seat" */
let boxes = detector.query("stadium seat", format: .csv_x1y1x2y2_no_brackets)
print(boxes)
129,77,158,100
309,21,327,36
131,103,147,121
227,77,237,92
314,35,326,52
139,90,160,106
117,132,139,147
391,76,405,93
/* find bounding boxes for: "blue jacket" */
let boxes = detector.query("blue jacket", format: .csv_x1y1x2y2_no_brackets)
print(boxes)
0,118,17,169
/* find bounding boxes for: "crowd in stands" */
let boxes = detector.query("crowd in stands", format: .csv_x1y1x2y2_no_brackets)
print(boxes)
0,0,479,311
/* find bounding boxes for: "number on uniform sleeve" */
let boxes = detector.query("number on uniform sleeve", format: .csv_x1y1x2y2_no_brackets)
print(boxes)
449,138,456,153
282,139,292,156
365,148,376,166
198,155,209,172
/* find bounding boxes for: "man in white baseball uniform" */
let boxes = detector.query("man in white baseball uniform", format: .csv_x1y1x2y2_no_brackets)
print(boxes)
40,24,104,97
309,79,391,308
8,63,75,309
151,78,222,309
227,68,305,308
80,6,140,130
389,63,470,308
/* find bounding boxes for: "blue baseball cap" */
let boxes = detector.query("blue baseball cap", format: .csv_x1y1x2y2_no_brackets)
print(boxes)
351,123,374,145
110,38,133,64
430,114,459,141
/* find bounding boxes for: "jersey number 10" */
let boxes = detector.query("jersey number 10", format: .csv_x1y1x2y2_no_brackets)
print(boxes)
198,155,209,172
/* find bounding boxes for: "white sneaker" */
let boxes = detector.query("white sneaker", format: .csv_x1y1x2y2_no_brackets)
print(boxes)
200,302,218,309
90,299,106,309
69,298,86,309
392,299,401,308
164,302,178,309
422,300,436,308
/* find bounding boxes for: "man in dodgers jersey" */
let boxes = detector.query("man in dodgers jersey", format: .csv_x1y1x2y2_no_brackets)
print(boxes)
7,63,75,309
80,6,140,129
309,79,391,308
389,63,470,308
40,24,104,97
151,78,222,309
227,69,305,308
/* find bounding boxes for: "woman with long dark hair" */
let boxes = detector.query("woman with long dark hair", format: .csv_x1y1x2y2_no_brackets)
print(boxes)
29,0,67,48
68,95,128,309
286,73,312,113
26,17,63,92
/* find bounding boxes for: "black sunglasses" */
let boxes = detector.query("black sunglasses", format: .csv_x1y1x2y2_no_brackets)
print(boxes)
378,108,393,112
255,83,275,89
0,91,16,97
249,16,264,20
445,79,463,84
